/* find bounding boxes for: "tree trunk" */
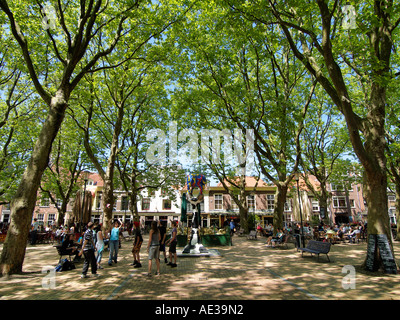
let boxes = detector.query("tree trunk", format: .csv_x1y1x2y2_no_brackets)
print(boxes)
273,185,287,234
396,183,400,241
57,200,69,227
239,206,249,234
102,178,115,232
0,93,67,275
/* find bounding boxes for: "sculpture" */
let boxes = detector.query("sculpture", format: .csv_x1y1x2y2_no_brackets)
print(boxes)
182,174,208,254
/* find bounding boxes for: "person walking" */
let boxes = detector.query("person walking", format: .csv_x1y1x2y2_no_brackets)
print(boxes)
131,221,143,268
95,224,105,269
147,221,161,276
165,220,178,268
108,219,123,266
79,222,98,278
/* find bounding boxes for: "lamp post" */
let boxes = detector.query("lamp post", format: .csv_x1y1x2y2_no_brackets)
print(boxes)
80,172,89,233
294,172,305,248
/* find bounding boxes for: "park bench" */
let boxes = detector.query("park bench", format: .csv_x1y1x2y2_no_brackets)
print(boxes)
122,231,133,241
274,234,290,249
298,240,331,262
237,229,244,237
54,245,74,262
247,230,257,240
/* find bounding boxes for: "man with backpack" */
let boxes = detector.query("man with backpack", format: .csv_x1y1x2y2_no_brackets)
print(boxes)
78,222,99,278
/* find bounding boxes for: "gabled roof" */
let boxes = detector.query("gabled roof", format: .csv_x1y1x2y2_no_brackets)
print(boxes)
216,176,271,188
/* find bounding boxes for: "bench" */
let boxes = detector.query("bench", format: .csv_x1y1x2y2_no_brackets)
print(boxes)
54,245,74,262
274,234,290,249
247,230,257,240
298,240,331,262
122,231,133,241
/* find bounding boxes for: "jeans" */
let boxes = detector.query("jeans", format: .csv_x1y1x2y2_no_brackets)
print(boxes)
96,246,104,265
108,240,119,263
82,249,97,275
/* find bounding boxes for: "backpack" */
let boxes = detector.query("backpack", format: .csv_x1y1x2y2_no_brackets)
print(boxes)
55,258,76,272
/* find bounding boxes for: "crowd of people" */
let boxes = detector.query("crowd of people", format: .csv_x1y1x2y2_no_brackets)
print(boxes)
36,219,178,279
254,220,369,247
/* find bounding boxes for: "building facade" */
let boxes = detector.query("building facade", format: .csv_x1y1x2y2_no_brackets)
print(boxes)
0,173,397,230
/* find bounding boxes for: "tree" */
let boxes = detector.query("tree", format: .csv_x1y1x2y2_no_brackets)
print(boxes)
226,0,400,273
0,0,140,275
300,91,351,224
39,119,89,227
166,2,312,233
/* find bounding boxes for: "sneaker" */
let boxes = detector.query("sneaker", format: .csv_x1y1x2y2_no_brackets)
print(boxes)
92,273,100,277
113,259,118,264
81,274,88,278
108,262,112,266
98,265,104,269
134,263,142,268
155,272,160,276
167,262,172,266
171,263,177,268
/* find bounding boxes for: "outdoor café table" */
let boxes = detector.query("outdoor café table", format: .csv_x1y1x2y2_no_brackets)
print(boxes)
36,232,48,243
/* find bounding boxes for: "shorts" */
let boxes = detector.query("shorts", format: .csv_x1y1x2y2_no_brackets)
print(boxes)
169,241,177,254
148,245,159,260
132,239,143,254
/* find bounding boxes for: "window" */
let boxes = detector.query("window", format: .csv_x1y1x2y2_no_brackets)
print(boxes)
121,196,129,211
333,196,347,208
3,214,10,224
113,196,118,211
349,199,355,208
48,214,55,225
267,195,275,210
230,196,239,211
388,195,395,201
142,198,150,210
40,198,50,207
247,195,255,210
214,194,223,210
284,199,292,212
96,192,102,209
163,199,171,210
331,184,344,191
37,214,44,222
312,200,320,212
